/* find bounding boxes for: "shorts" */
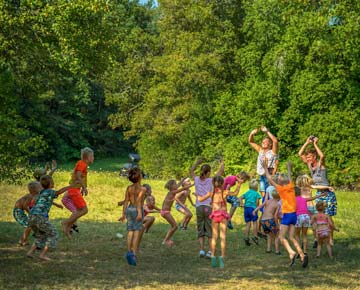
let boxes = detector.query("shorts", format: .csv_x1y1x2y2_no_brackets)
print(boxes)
196,205,212,238
226,196,240,208
13,208,28,228
307,205,317,215
281,212,297,226
67,188,87,209
244,207,258,222
175,203,183,211
261,218,278,235
28,215,57,249
317,227,331,239
316,190,337,216
295,214,311,228
260,175,269,193
62,195,77,213
126,205,143,231
209,210,230,223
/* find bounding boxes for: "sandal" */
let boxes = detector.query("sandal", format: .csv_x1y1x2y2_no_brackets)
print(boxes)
289,254,296,267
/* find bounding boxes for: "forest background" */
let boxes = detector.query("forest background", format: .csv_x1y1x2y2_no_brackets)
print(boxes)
1,0,359,187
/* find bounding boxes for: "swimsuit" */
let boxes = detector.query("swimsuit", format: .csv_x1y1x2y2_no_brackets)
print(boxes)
209,210,230,223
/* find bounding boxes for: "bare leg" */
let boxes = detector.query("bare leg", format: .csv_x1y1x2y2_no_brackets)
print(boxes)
162,213,178,244
26,244,37,258
127,231,135,251
266,234,272,252
219,221,227,257
229,206,236,220
210,222,219,256
62,206,88,238
279,225,297,260
39,246,51,261
289,225,305,261
198,236,204,250
132,230,141,254
245,222,251,238
302,227,308,253
20,227,32,245
275,234,280,253
317,239,322,257
326,241,333,258
252,221,258,237
295,227,301,248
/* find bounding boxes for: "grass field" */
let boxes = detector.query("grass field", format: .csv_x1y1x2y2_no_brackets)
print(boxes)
1,164,360,290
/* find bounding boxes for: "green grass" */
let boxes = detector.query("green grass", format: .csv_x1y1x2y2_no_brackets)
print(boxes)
1,162,360,290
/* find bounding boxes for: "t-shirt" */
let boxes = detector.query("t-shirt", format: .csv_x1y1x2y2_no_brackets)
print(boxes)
223,175,236,190
276,182,296,214
241,189,261,208
195,176,213,207
296,196,309,216
70,160,88,188
29,189,57,217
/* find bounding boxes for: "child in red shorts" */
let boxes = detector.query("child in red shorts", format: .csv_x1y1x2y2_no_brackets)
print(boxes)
61,147,94,238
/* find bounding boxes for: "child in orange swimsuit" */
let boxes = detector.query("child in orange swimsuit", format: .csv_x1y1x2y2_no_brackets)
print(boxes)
198,175,247,268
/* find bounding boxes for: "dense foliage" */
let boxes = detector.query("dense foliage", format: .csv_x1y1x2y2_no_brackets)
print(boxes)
1,0,359,187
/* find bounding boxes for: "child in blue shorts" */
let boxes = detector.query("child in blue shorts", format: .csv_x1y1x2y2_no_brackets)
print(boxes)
239,179,261,246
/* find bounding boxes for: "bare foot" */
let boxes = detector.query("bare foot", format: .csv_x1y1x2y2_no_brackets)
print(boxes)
26,253,34,259
289,253,296,267
61,221,71,239
39,255,51,261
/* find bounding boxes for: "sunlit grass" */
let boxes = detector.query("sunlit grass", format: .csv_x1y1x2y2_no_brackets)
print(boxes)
0,162,359,290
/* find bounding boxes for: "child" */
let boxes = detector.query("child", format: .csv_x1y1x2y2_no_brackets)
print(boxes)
161,178,194,247
190,158,224,258
223,172,251,230
26,175,73,261
263,163,308,268
299,136,338,247
295,186,326,255
252,190,281,254
143,195,161,233
311,201,334,258
119,168,146,266
13,181,42,246
61,147,94,239
175,177,195,230
198,175,245,268
239,179,262,246
137,195,161,247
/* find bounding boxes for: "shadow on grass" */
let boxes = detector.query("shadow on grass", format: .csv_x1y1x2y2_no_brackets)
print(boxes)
0,220,359,290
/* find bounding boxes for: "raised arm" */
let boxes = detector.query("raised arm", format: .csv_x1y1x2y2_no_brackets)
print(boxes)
215,158,224,176
248,128,261,152
226,179,244,196
171,183,194,195
48,160,57,176
263,163,278,187
298,137,312,163
287,161,293,182
313,138,325,167
261,126,278,154
190,158,203,179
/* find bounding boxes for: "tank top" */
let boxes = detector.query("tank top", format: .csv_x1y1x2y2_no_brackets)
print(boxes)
309,162,329,186
256,150,278,175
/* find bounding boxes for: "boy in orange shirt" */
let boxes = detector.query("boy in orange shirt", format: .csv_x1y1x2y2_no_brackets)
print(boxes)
263,162,308,268
61,147,94,238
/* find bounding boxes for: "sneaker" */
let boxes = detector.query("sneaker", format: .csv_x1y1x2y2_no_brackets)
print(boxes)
206,251,212,259
275,251,281,255
211,256,217,268
302,254,309,268
244,238,251,246
251,237,259,245
126,251,136,266
199,250,206,258
218,256,225,269
72,224,79,233
313,240,318,249
227,221,233,230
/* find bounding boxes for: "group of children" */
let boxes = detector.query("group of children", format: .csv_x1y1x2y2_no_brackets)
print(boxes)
118,129,338,269
13,148,94,260
12,129,338,269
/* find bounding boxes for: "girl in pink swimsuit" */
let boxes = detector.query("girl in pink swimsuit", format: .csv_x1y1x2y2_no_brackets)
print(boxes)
311,201,334,258
198,175,247,268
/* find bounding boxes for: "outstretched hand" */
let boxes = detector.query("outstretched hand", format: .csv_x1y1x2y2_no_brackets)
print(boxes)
250,128,258,135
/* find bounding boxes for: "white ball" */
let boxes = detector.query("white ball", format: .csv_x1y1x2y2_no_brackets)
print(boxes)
116,233,124,239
